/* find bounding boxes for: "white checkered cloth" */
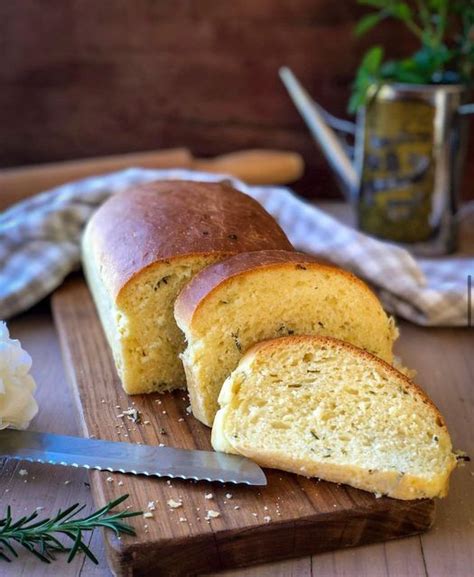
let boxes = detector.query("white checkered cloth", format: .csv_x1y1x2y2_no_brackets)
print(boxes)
1,168,472,326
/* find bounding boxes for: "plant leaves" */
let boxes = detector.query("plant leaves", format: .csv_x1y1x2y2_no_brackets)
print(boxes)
77,540,99,565
0,495,141,566
362,46,384,74
355,13,385,36
348,46,384,113
357,0,387,6
67,530,82,563
390,2,413,22
427,0,444,10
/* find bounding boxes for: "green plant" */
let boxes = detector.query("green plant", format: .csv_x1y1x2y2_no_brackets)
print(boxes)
349,0,474,112
0,494,141,564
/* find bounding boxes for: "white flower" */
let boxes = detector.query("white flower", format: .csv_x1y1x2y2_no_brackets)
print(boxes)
0,321,38,430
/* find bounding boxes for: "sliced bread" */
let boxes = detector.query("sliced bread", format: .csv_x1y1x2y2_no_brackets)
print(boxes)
212,335,456,500
175,250,399,426
82,181,292,394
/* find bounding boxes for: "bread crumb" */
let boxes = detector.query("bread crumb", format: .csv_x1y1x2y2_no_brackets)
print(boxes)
205,510,220,520
225,493,233,499
204,493,214,500
106,477,114,483
167,499,182,509
263,515,271,523
118,481,124,486
19,469,28,476
179,517,187,522
122,407,141,423
64,480,71,485
233,505,240,510
185,405,192,415
143,512,154,519
147,501,156,511
178,417,184,422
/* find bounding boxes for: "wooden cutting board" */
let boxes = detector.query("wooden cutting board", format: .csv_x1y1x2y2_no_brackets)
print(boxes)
51,276,435,577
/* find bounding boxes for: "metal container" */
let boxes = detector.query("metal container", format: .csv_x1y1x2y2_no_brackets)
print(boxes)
356,83,471,255
280,68,473,256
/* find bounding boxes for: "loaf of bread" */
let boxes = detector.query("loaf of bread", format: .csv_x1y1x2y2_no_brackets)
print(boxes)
82,181,292,394
212,335,456,500
175,250,399,426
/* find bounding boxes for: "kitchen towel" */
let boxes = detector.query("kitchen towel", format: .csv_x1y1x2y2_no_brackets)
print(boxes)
0,168,472,326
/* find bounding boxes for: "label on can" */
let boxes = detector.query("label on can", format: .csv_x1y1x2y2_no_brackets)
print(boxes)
358,97,435,243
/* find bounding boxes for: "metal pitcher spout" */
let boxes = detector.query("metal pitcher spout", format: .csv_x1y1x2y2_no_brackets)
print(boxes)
279,67,359,202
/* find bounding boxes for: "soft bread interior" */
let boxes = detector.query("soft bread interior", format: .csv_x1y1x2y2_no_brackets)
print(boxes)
177,263,399,426
212,336,456,500
83,250,221,394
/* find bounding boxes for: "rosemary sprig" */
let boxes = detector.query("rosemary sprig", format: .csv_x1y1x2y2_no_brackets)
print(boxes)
0,494,142,564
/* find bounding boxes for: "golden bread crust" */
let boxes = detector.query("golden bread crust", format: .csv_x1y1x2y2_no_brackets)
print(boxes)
175,250,382,329
84,180,293,300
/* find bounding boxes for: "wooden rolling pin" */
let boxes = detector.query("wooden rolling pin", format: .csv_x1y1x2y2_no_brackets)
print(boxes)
0,148,304,209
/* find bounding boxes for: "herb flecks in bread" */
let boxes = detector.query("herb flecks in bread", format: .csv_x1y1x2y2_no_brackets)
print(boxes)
82,181,292,394
175,250,399,426
212,335,456,500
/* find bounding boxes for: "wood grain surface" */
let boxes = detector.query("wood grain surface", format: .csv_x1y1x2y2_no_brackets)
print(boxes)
0,309,102,577
1,202,472,576
3,290,473,577
49,277,436,577
1,1,473,200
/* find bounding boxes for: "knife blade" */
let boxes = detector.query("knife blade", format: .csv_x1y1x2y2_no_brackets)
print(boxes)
0,429,267,486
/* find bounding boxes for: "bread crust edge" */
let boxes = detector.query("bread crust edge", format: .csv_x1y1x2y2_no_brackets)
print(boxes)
212,334,457,500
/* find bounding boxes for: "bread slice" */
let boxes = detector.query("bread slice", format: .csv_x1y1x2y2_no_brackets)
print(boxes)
82,181,292,394
175,250,399,426
212,335,456,500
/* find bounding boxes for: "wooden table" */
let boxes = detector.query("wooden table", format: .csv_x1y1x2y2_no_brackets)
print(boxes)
2,204,473,577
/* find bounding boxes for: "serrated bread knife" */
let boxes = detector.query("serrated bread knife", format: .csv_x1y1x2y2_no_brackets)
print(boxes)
0,429,267,486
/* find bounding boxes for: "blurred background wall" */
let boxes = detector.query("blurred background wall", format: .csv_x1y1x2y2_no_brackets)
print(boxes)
1,0,472,200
